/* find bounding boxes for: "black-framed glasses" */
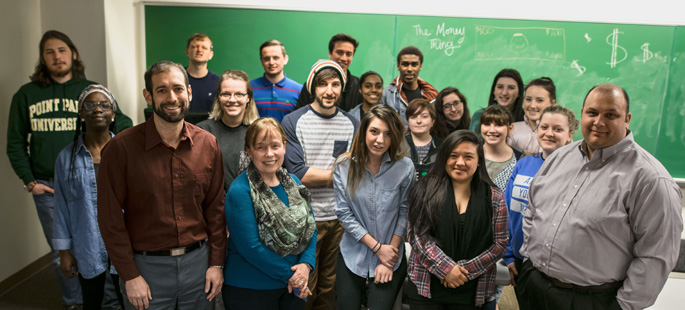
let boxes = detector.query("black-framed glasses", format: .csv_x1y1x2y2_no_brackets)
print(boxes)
82,101,113,111
218,92,247,100
443,101,462,111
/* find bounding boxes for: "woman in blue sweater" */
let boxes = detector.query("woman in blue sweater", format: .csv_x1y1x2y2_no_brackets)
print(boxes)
503,105,578,305
222,117,317,310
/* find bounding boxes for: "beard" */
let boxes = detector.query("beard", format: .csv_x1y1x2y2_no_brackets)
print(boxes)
315,94,342,110
153,100,187,123
49,65,71,78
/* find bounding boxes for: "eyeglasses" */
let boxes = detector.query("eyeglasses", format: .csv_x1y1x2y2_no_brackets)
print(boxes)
218,92,247,100
82,101,113,111
443,101,462,111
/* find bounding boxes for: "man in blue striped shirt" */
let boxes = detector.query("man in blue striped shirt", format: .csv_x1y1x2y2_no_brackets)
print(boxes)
250,40,302,122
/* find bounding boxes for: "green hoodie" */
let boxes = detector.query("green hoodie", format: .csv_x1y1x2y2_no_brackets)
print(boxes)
6,78,133,185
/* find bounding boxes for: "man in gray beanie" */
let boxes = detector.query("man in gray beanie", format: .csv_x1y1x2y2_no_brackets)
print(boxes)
283,60,359,310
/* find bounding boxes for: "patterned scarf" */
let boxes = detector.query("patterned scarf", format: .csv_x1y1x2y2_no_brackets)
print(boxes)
247,164,316,257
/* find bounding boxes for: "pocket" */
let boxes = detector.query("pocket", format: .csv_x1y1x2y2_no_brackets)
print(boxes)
378,189,400,213
193,173,213,202
332,140,349,158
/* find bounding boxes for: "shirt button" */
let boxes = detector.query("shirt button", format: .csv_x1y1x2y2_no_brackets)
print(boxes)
585,167,589,170
542,262,546,267
553,223,557,226
545,243,550,247
574,184,578,188
562,203,567,207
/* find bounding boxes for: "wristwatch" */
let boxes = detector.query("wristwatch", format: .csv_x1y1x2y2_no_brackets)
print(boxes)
211,265,223,270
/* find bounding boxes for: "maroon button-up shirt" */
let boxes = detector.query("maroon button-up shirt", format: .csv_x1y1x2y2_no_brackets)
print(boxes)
97,117,227,281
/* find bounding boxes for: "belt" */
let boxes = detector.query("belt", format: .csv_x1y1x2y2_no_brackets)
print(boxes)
133,240,203,257
548,276,623,293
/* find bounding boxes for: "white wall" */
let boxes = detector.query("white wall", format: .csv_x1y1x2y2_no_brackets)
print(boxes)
0,0,50,283
0,0,106,283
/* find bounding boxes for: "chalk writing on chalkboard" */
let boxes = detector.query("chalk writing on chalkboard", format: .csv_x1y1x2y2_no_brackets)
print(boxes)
636,43,654,63
474,26,565,61
605,28,627,68
571,60,587,77
412,23,466,56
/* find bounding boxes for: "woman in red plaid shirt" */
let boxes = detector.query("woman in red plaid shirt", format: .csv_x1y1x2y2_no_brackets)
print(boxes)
406,130,508,309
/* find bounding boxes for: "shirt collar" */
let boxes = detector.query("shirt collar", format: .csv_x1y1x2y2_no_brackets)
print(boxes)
75,131,115,154
579,130,633,162
144,116,193,150
262,73,288,87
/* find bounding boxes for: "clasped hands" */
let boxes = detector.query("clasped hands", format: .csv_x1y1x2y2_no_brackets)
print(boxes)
441,264,469,289
287,263,312,299
374,244,399,284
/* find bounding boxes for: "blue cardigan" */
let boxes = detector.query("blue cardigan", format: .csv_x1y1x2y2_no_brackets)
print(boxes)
224,171,317,289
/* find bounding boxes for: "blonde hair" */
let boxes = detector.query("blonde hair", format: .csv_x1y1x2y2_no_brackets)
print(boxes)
208,70,259,125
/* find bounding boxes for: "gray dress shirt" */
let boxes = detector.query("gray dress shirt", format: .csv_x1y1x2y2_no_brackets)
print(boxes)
334,153,415,278
522,132,683,310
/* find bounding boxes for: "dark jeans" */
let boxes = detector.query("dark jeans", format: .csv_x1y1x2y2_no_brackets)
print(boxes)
517,260,622,310
78,272,123,310
221,284,304,310
335,253,407,310
409,303,481,310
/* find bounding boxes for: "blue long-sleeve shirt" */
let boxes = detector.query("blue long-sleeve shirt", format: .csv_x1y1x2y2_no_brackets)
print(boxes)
503,153,544,265
224,171,317,289
334,153,414,278
52,133,117,279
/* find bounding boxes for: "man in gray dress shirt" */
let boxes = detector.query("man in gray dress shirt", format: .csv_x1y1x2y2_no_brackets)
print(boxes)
518,83,683,310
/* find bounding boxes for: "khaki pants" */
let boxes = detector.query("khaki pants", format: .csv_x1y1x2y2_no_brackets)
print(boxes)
306,219,343,310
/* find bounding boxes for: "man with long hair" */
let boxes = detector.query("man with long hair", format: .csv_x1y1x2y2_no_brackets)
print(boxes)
6,30,132,310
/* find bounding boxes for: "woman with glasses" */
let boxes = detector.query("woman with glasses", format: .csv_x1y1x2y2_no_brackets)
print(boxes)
433,87,471,139
197,69,260,192
53,84,125,310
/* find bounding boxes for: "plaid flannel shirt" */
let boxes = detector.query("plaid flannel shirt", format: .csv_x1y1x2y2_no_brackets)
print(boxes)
408,187,508,306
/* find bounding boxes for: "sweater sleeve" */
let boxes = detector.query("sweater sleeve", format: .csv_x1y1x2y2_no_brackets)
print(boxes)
6,89,35,184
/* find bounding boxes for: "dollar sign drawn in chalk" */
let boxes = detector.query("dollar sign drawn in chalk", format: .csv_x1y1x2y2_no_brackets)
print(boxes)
641,43,653,63
605,28,627,68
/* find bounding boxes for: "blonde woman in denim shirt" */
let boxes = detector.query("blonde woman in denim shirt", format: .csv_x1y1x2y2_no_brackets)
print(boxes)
334,104,415,310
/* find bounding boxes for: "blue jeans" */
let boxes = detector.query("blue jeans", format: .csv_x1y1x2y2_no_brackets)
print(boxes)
33,179,83,306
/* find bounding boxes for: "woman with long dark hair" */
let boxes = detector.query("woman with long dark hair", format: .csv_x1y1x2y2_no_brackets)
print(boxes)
433,87,471,139
334,104,414,309
470,69,525,135
406,130,508,309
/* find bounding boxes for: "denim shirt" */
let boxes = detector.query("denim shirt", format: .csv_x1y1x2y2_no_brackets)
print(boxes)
334,153,415,278
52,133,116,279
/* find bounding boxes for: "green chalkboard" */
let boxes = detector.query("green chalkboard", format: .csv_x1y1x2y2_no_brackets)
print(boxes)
144,6,685,178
